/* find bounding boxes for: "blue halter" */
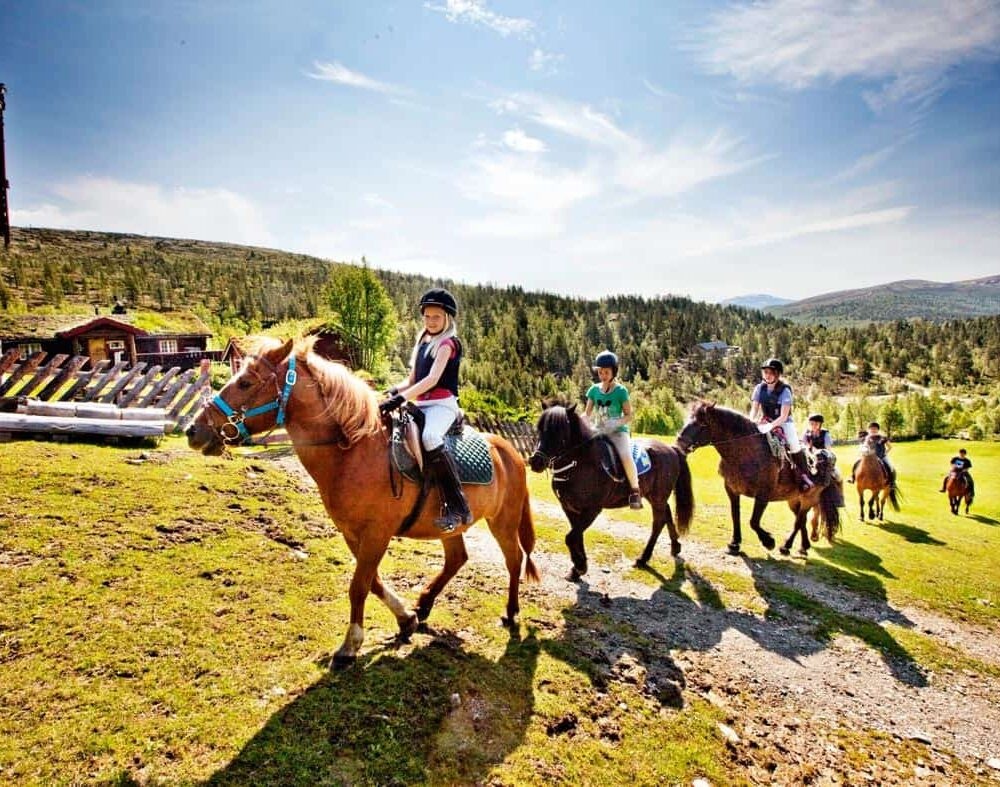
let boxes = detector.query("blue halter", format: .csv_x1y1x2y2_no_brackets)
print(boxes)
211,355,297,445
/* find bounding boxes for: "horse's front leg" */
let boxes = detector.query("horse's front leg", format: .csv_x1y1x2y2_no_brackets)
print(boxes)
370,573,419,641
726,487,742,555
416,535,469,624
749,496,775,551
565,508,600,580
333,537,391,669
858,490,866,521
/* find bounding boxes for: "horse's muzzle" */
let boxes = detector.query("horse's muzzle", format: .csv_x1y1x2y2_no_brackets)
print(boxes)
186,422,225,456
528,452,547,473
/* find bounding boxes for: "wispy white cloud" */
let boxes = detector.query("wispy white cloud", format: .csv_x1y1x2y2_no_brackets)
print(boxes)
641,78,679,100
614,131,766,200
502,127,547,153
529,48,564,74
828,141,905,183
363,193,395,209
306,61,409,96
697,0,1000,110
14,177,274,246
491,92,637,151
425,0,534,39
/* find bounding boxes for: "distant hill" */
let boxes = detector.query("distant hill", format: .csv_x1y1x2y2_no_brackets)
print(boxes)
719,293,793,310
769,276,1000,324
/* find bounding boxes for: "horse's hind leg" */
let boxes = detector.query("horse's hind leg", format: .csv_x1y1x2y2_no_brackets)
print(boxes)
485,514,528,628
637,503,673,566
415,535,469,624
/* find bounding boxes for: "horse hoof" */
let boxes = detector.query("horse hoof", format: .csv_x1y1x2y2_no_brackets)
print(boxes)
500,615,518,629
779,546,790,556
726,543,740,556
634,557,648,568
398,613,419,641
332,652,357,671
671,542,682,557
568,566,585,582
760,534,776,551
797,549,809,558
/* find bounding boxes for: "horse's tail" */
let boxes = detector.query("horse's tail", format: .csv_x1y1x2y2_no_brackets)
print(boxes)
673,448,694,535
888,482,902,511
519,491,540,583
819,481,842,542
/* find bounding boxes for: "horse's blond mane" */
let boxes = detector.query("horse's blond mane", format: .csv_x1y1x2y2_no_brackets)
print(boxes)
240,335,380,445
290,337,381,445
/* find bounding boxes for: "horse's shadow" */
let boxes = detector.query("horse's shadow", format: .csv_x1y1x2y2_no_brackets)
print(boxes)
967,513,1000,526
876,521,947,545
539,554,926,706
204,628,539,786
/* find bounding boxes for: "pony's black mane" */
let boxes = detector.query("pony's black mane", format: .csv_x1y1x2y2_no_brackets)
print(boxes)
539,404,598,446
695,401,759,436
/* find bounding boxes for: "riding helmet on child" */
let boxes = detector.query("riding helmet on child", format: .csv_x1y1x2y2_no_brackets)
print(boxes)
593,350,619,376
808,413,824,423
761,357,784,375
419,288,458,317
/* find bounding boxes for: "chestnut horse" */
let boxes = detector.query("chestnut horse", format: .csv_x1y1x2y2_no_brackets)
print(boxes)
945,470,973,516
528,403,694,579
186,337,539,668
854,441,901,522
676,402,841,557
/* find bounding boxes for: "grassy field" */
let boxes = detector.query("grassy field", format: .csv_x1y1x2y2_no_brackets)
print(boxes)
0,436,997,784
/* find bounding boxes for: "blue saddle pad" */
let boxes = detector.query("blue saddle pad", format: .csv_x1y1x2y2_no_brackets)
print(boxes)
391,425,494,485
632,440,652,476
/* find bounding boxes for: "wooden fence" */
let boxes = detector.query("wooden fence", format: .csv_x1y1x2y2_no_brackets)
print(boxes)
467,414,537,460
0,349,213,437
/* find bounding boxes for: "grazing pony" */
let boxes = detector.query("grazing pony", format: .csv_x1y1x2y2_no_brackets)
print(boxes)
187,337,539,667
676,401,840,557
529,402,694,579
945,470,973,516
854,440,901,522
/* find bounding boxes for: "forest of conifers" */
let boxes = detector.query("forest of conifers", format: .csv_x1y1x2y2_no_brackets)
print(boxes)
2,228,999,439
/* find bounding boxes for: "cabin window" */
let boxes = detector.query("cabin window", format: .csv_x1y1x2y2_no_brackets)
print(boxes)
18,343,42,359
159,339,178,354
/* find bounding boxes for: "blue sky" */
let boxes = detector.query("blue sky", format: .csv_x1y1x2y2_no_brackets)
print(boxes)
4,0,999,302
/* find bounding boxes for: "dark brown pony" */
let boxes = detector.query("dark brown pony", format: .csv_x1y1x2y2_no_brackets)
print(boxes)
854,441,901,521
186,337,539,668
528,402,694,579
675,401,841,557
945,470,973,515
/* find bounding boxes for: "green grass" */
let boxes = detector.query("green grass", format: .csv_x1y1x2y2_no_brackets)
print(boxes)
1,436,997,784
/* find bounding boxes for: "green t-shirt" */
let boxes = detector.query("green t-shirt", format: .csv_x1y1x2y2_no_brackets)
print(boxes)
586,382,630,432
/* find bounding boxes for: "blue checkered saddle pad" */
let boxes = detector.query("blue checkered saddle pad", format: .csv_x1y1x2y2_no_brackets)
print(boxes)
391,424,495,485
599,437,652,480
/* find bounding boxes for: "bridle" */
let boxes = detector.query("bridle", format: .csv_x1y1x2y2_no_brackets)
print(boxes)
209,355,297,445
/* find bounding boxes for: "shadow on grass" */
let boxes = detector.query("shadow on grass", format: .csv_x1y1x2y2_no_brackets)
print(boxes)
204,629,539,786
967,513,999,526
877,522,947,546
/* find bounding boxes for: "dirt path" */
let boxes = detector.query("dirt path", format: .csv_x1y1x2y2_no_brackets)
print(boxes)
271,455,1000,783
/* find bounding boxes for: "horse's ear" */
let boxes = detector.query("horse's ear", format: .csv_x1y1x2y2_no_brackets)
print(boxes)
567,403,577,415
541,399,549,411
274,337,295,362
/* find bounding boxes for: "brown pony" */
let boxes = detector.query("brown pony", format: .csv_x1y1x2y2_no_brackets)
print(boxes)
676,401,841,557
186,337,539,668
945,470,973,516
854,440,901,521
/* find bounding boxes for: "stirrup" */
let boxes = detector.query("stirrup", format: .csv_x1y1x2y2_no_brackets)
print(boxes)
434,506,471,533
628,491,643,510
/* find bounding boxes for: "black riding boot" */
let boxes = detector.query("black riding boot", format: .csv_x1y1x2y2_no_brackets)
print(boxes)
939,475,948,493
791,450,815,491
848,459,859,483
425,446,473,532
967,474,975,498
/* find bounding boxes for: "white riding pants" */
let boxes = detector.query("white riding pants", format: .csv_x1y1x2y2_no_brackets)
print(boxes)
780,420,802,453
604,429,640,490
416,396,459,451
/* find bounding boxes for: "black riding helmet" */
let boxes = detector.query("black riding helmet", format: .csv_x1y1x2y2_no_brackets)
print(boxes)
808,413,824,423
593,350,619,376
419,288,458,317
761,357,784,375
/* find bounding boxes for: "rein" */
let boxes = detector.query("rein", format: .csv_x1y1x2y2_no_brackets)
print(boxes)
211,355,297,446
